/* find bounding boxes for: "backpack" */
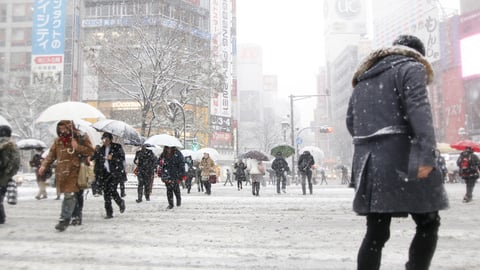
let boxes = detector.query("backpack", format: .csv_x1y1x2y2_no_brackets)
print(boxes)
459,155,478,177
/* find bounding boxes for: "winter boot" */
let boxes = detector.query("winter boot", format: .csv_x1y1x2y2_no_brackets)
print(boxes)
71,213,82,226
55,219,70,232
119,200,126,213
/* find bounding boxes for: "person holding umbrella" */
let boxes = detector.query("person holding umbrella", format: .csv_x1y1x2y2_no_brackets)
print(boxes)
158,146,186,209
134,144,157,203
271,152,290,194
456,146,480,203
39,120,95,231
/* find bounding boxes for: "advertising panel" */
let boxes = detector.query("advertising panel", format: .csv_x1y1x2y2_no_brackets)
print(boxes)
459,10,480,79
210,0,233,149
31,0,66,86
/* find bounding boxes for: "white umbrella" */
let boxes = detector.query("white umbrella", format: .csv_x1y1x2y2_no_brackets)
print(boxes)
0,115,11,127
35,101,106,123
48,119,102,146
194,147,219,161
299,146,324,164
181,149,195,157
144,134,183,148
92,119,141,143
16,139,47,150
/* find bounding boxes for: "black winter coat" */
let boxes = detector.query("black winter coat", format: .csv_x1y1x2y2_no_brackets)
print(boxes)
346,45,449,215
159,150,186,181
94,143,126,181
134,148,157,177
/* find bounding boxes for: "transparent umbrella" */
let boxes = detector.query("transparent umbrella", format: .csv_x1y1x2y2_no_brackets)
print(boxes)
16,139,47,150
35,101,106,123
92,119,141,144
144,134,183,148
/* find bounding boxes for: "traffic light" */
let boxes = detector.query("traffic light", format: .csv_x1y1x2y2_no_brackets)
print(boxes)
319,126,333,133
191,138,200,151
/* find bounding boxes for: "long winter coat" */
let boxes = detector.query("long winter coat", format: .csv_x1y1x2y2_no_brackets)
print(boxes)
200,156,215,177
0,141,20,187
159,149,186,181
96,142,126,180
346,45,449,215
134,148,157,178
42,120,95,193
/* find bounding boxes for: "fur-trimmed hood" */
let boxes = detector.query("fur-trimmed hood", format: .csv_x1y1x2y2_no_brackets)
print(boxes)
352,45,433,87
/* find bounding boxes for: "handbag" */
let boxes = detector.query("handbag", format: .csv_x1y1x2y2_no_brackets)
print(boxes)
6,179,17,205
77,161,90,189
208,174,217,184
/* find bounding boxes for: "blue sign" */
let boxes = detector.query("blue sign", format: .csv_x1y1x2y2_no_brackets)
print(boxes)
32,0,67,55
296,137,303,145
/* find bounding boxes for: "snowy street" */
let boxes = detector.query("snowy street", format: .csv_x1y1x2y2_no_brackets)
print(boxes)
1,179,479,270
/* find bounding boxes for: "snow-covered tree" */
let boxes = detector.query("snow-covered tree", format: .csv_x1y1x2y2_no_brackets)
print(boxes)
84,19,224,137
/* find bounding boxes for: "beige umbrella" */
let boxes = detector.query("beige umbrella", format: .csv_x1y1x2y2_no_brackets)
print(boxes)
437,142,458,153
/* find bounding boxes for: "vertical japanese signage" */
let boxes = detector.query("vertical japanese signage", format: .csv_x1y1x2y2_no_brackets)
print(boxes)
31,0,66,86
210,0,233,150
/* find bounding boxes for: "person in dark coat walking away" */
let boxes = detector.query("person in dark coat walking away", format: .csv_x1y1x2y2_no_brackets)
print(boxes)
271,152,289,194
346,35,449,270
298,151,315,195
158,146,186,209
30,148,52,199
234,159,247,191
184,155,195,193
224,168,233,186
90,145,104,197
0,125,20,224
134,144,157,202
456,146,479,203
91,132,126,219
40,120,95,231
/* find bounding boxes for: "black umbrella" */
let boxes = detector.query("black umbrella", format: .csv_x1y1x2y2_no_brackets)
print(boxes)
240,150,269,161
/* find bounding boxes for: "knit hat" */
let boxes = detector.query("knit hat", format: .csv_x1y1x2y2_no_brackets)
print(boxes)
392,35,425,56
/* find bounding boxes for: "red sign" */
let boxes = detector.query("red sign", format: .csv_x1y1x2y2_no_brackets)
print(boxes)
34,55,63,64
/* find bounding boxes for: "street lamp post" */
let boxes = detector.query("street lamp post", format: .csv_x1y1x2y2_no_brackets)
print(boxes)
281,118,290,142
168,99,186,148
289,93,329,183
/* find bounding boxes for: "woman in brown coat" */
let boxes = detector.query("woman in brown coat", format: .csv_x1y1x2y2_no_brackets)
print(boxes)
40,120,94,231
199,152,215,195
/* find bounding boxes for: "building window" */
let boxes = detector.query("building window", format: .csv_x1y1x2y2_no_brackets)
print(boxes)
0,29,5,47
11,28,32,46
0,4,6,23
12,3,33,22
10,52,31,72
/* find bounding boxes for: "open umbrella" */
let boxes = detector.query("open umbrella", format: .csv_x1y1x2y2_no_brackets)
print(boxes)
92,119,141,144
437,142,458,153
0,115,11,127
181,149,195,157
299,146,325,164
144,134,183,148
16,139,47,150
240,150,269,161
48,119,102,146
270,144,295,158
35,101,106,123
450,140,480,152
194,147,220,160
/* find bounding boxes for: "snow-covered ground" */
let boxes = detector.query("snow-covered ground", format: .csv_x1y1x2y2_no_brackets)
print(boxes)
1,178,479,270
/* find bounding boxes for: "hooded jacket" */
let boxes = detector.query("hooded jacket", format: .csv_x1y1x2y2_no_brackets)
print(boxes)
42,120,95,193
346,46,449,215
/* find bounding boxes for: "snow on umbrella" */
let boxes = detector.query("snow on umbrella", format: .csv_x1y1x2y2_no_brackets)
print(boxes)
35,101,106,123
299,146,325,164
450,140,480,152
144,134,183,148
240,150,269,161
48,119,102,146
0,115,11,127
270,144,295,158
92,119,141,144
16,139,47,150
181,149,195,157
194,147,220,161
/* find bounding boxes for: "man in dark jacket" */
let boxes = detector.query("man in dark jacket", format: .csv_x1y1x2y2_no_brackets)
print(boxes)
297,151,315,195
456,146,479,203
94,132,126,218
0,125,20,224
346,35,449,270
134,144,157,202
271,152,289,194
158,146,186,209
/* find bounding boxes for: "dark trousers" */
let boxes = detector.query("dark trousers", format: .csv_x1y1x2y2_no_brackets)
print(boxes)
72,190,84,219
0,186,6,224
300,170,313,194
202,179,211,195
464,177,477,199
103,175,124,217
237,178,243,190
252,181,260,196
276,173,287,193
358,212,440,270
137,173,152,200
91,176,103,195
165,181,181,207
185,176,193,193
